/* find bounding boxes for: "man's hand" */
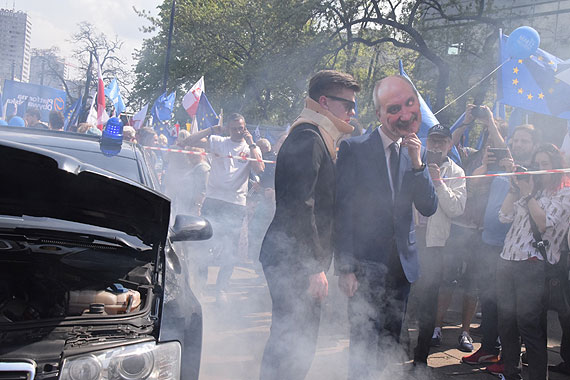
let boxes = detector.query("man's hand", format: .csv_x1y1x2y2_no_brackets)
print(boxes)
308,271,328,301
464,104,476,125
500,156,515,173
428,163,442,186
243,129,254,146
339,273,359,297
402,133,422,169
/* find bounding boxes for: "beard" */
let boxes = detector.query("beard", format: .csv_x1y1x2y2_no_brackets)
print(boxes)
511,149,531,164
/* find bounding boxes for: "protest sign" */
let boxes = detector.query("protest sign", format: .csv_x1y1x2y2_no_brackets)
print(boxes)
2,80,66,122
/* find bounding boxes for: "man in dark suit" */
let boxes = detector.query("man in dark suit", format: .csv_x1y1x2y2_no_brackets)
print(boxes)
334,75,438,379
259,70,360,380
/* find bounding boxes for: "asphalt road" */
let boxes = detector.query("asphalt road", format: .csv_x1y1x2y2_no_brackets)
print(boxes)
196,264,568,380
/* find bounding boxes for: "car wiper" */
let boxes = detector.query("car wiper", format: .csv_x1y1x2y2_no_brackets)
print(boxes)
0,227,148,251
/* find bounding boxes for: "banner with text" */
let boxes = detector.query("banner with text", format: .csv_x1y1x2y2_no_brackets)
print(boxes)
1,80,66,122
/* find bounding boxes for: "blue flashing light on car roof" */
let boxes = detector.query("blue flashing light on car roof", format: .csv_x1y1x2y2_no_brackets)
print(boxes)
100,117,124,157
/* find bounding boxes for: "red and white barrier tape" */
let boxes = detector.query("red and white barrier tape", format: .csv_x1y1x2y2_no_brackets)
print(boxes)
144,146,276,164
144,146,570,182
436,168,570,182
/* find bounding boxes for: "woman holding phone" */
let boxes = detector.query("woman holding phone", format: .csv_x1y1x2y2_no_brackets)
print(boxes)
497,144,570,380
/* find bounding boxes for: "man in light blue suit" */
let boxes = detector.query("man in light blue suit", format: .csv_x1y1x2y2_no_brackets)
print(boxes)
334,75,438,379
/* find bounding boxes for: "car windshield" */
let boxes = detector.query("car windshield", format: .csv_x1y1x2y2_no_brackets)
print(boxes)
29,144,142,183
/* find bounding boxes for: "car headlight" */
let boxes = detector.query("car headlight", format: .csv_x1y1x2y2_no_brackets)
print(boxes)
60,341,181,380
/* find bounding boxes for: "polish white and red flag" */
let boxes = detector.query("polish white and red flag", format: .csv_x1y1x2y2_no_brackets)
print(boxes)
96,58,106,130
182,76,204,117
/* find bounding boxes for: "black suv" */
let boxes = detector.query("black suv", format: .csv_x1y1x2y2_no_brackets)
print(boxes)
0,126,211,380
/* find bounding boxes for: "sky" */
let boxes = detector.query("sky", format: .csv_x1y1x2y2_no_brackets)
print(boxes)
11,0,161,75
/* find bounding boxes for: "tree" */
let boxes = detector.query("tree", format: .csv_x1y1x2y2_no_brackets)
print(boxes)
30,47,76,101
321,0,514,124
133,0,331,124
70,22,134,115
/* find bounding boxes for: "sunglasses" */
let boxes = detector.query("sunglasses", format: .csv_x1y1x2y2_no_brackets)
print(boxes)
325,95,356,112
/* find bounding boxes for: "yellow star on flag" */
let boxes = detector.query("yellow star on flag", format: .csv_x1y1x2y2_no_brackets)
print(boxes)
513,67,519,74
512,78,519,85
538,56,544,61
518,59,523,64
527,93,533,100
538,93,545,99
549,61,555,65
518,88,524,94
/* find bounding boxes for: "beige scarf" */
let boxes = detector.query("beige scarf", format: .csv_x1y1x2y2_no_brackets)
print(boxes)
289,97,354,160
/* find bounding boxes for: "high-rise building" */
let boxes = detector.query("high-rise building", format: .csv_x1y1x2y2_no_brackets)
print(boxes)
29,49,67,90
0,8,32,85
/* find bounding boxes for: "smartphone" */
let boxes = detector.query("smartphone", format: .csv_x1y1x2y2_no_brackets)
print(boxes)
487,148,510,172
426,150,443,165
488,148,510,160
515,165,530,182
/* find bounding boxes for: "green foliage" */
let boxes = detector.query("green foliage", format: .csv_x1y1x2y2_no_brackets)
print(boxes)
133,0,330,125
133,0,553,128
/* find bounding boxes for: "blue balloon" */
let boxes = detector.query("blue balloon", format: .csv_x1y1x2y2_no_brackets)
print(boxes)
506,26,540,59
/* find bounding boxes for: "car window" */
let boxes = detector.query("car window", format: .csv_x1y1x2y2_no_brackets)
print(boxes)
32,145,142,183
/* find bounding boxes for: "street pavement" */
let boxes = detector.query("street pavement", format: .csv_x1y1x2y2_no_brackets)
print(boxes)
196,264,568,380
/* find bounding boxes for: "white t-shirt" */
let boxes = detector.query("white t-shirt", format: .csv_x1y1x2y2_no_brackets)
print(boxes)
206,135,258,206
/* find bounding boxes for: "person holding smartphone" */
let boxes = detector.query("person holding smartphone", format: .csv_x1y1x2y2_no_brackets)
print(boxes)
413,124,467,366
452,104,507,170
462,124,539,375
431,104,508,355
497,144,570,380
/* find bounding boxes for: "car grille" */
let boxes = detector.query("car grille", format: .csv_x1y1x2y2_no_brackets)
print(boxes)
0,362,35,380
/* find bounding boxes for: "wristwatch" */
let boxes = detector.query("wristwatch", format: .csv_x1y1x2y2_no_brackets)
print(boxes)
249,143,257,150
412,163,426,172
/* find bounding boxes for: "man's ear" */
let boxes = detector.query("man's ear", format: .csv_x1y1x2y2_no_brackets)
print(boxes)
318,95,329,110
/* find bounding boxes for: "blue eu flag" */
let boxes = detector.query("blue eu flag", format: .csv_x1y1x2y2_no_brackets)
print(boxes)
498,30,570,120
196,93,219,130
151,91,176,123
63,95,82,131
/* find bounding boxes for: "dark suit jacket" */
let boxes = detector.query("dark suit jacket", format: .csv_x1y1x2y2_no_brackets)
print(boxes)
334,129,437,283
259,124,335,274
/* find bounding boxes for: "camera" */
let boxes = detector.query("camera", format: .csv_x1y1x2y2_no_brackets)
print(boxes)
426,150,443,166
471,105,485,118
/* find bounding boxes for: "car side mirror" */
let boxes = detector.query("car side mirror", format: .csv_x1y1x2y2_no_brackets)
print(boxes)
171,215,213,242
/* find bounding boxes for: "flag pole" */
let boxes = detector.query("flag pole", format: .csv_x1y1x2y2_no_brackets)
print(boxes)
162,0,176,93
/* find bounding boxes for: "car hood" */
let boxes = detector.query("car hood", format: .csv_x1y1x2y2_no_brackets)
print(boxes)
0,139,170,246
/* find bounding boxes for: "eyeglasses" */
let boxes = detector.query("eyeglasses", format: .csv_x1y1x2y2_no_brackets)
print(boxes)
325,95,356,112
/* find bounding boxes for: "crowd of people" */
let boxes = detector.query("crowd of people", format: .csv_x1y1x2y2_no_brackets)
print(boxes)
154,70,570,380
3,70,570,380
